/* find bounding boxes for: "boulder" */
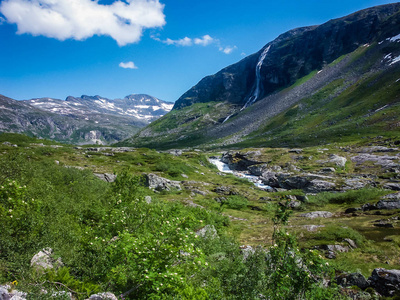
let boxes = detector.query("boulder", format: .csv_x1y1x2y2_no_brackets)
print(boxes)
299,211,333,219
221,151,263,171
88,292,118,300
368,268,400,296
302,225,325,232
214,185,238,195
196,225,218,239
383,183,400,191
322,244,350,253
145,173,181,191
343,238,357,249
94,173,117,183
305,180,336,193
248,164,270,176
328,155,347,167
336,272,369,290
376,198,400,210
31,248,63,272
239,245,255,260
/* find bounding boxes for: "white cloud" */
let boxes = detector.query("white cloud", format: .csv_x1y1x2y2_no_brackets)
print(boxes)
194,35,214,46
153,34,216,47
219,45,237,54
0,0,166,46
164,36,193,46
119,61,138,69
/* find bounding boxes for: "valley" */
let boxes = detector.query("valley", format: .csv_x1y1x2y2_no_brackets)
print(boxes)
1,2,400,299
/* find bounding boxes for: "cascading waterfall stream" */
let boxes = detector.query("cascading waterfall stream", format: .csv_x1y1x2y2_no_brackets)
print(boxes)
241,45,271,111
222,45,271,124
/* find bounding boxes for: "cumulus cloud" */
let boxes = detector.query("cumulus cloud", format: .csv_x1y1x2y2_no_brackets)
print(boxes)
219,45,237,54
0,0,166,46
194,35,214,46
119,61,138,69
164,37,193,46
152,34,216,47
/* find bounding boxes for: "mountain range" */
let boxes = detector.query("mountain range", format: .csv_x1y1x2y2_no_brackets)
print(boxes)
0,94,173,145
120,3,400,149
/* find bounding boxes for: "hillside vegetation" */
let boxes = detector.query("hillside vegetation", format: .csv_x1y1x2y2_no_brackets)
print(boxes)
1,133,400,299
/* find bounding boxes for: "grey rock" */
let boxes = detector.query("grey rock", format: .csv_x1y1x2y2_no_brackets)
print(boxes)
94,173,117,183
144,196,152,204
214,185,238,195
167,149,183,156
325,251,336,259
368,268,400,296
376,198,400,210
287,200,301,208
248,163,269,176
31,248,63,272
305,179,336,193
351,153,398,169
324,244,350,253
361,203,377,211
382,192,400,200
302,225,325,232
196,225,218,239
344,238,357,249
299,211,333,219
337,272,369,289
88,292,118,300
240,245,255,260
145,173,181,191
343,177,374,190
383,183,400,191
221,151,263,171
328,154,347,167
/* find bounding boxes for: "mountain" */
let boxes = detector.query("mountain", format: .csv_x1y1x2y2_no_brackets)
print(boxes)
0,94,173,145
120,3,400,149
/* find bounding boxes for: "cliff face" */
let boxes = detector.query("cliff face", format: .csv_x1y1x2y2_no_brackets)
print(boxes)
173,3,400,110
122,3,400,149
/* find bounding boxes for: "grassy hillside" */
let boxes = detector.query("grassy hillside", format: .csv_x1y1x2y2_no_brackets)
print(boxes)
1,133,399,298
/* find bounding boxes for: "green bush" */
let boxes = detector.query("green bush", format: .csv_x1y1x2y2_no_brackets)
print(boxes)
224,195,248,210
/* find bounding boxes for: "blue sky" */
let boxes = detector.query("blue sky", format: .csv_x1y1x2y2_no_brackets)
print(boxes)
0,0,397,102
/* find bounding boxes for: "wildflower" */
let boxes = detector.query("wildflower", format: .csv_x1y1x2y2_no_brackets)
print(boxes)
194,235,198,238
145,275,149,279
205,262,208,266
199,220,203,223
156,288,159,290
325,262,329,266
273,244,278,247
160,232,164,235
166,221,169,224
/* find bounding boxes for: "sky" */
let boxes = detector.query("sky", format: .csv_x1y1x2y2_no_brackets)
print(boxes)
0,0,398,102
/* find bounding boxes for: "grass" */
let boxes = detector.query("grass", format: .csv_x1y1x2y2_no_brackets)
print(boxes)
1,133,399,291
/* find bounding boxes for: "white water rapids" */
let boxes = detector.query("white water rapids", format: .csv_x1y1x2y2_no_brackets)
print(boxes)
241,45,271,111
209,159,272,190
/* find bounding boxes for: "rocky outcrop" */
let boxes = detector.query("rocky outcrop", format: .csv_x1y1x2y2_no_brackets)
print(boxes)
196,225,218,239
94,173,117,183
87,292,118,300
145,174,181,191
30,248,63,272
261,172,336,192
299,211,333,219
336,272,369,290
0,285,27,300
221,151,263,171
368,268,400,296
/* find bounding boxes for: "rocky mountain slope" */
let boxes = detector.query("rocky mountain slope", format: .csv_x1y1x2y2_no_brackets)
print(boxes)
122,3,400,150
0,94,173,145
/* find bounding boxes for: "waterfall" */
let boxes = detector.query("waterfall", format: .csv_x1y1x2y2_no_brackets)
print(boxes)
241,45,271,110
